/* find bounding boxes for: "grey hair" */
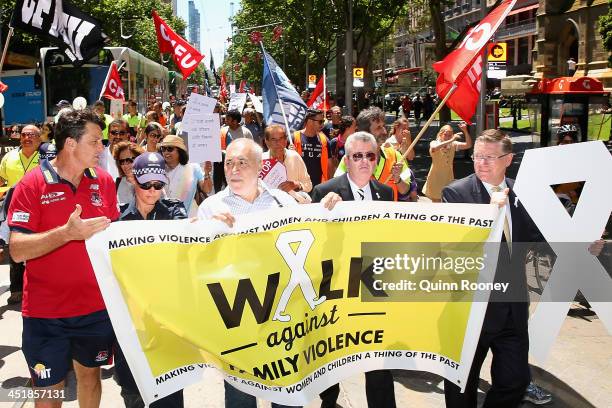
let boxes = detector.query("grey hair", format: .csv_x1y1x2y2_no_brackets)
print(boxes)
345,131,378,156
356,106,384,132
227,137,263,164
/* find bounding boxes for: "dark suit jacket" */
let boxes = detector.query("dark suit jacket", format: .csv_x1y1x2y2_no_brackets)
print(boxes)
442,173,543,332
311,173,394,203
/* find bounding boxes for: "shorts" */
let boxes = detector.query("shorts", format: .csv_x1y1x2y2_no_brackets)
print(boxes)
22,309,115,387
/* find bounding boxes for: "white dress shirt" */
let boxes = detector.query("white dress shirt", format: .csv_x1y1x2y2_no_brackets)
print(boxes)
347,175,373,201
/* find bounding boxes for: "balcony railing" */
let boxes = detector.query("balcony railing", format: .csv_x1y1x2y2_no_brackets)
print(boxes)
495,18,536,39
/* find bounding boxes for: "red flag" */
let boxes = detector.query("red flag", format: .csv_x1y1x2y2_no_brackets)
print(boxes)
433,0,516,124
239,80,246,93
101,62,125,101
0,80,7,93
152,10,204,79
307,75,329,111
219,70,229,103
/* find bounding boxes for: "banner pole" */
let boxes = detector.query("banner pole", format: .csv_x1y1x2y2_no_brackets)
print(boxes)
382,83,458,184
0,27,15,78
323,68,327,114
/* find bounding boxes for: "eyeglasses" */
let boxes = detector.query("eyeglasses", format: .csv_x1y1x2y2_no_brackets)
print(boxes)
118,157,134,165
224,158,250,169
138,181,165,190
110,130,127,136
160,146,176,153
149,133,162,139
471,153,510,163
351,152,377,162
21,132,40,138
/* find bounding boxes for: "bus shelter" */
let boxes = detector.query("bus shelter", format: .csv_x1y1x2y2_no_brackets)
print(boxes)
525,76,610,146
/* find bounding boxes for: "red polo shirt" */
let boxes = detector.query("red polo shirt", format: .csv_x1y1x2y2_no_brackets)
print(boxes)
8,160,119,318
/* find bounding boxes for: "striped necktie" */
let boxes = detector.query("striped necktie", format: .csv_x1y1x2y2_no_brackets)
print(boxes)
357,188,365,200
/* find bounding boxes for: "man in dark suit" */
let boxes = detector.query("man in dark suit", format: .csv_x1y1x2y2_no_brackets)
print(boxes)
311,131,396,408
442,129,543,408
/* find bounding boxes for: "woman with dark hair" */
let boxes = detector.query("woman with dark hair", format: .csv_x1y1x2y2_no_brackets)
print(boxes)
113,142,145,205
142,122,163,152
158,135,212,216
40,121,55,142
328,115,356,173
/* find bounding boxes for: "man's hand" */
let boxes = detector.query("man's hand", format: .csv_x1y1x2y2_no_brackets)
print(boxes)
277,180,300,192
320,192,342,210
490,188,510,208
458,122,468,132
589,239,605,256
64,204,111,241
391,163,403,183
212,211,236,228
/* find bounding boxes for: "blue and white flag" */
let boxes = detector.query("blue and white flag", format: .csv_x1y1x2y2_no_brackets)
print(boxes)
261,46,307,132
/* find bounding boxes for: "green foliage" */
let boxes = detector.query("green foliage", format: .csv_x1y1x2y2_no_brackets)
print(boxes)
598,0,612,66
1,0,191,75
226,0,408,90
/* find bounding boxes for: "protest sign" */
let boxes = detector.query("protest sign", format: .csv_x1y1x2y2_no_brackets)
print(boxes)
180,113,221,163
259,158,287,189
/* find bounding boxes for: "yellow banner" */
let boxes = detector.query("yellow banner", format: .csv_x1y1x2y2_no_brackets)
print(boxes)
87,202,502,405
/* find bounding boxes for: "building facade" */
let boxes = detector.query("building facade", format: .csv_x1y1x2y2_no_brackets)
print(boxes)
188,0,201,52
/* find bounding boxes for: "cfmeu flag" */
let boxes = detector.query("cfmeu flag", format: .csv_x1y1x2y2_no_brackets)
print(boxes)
11,0,107,66
261,45,307,132
152,10,203,79
307,75,329,111
433,0,516,123
101,62,125,101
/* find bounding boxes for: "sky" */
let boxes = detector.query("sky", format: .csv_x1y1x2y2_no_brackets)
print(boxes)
176,0,235,69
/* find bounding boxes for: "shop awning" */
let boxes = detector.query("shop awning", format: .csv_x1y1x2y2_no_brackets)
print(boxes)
529,77,607,94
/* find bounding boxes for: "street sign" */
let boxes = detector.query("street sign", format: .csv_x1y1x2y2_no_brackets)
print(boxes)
488,62,507,79
487,43,507,62
353,67,364,88
308,74,317,89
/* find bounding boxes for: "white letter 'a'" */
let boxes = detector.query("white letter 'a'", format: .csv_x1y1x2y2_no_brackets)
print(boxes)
514,141,612,362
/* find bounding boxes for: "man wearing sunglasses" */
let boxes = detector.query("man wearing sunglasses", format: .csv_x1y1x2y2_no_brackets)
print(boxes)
310,132,396,408
335,106,411,201
98,119,130,180
0,124,42,304
293,108,332,188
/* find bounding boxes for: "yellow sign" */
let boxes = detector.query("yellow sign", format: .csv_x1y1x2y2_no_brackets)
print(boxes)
88,203,502,405
487,43,507,62
353,67,364,79
308,75,317,83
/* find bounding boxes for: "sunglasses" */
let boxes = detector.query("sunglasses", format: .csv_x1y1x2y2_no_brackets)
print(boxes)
160,146,176,153
118,157,134,165
149,133,162,139
110,130,127,136
351,152,377,162
138,181,165,190
21,132,40,138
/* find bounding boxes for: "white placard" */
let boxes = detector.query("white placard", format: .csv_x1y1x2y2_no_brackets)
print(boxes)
228,93,248,113
259,158,287,189
180,113,222,163
184,93,217,117
110,99,124,118
248,93,263,113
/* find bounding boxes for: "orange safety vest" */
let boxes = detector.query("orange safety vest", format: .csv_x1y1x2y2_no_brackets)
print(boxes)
220,127,232,150
377,146,400,201
293,131,329,183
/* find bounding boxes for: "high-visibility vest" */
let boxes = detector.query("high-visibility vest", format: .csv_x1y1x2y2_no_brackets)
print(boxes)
293,131,329,183
377,146,399,201
220,127,232,150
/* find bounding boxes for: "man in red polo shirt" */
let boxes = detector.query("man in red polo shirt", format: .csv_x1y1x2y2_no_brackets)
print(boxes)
8,108,118,408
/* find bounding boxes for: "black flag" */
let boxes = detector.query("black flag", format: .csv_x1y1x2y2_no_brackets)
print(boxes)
210,49,220,84
11,0,107,66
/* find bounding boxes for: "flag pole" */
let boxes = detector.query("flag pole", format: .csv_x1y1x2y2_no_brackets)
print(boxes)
98,61,115,101
382,83,458,184
323,68,327,113
260,41,293,145
0,26,15,78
